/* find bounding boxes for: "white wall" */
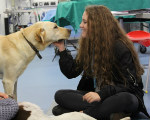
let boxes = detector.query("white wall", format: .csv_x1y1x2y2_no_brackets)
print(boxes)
0,0,57,35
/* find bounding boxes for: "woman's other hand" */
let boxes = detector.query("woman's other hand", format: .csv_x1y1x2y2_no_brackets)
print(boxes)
0,92,8,99
83,92,101,103
52,40,65,52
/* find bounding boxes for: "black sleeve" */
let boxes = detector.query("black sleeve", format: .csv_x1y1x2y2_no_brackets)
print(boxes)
59,49,83,79
77,76,95,92
96,85,127,101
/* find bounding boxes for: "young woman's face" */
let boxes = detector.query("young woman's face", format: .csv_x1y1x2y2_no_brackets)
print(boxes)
80,11,88,38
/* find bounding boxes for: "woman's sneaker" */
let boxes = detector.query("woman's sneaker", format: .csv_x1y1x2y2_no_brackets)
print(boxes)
120,117,130,120
52,105,74,116
110,112,131,120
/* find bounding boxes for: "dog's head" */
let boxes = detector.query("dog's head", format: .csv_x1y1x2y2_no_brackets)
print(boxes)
34,22,71,44
21,22,71,50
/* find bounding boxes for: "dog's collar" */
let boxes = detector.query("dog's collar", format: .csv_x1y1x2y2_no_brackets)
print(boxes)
22,32,42,59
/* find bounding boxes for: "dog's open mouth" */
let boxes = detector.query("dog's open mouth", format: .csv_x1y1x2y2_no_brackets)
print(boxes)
58,39,65,42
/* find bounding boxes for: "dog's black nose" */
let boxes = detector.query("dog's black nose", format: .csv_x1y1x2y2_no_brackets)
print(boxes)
68,29,71,33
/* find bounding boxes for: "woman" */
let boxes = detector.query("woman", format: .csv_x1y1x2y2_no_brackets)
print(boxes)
52,5,150,120
0,92,19,120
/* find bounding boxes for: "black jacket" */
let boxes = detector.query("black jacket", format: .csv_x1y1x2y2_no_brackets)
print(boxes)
58,41,150,118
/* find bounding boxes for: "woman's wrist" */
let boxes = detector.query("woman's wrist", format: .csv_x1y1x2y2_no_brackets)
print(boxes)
58,46,65,52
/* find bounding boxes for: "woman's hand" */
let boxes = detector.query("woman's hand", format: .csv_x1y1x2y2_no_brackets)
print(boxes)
52,40,65,52
83,92,101,103
0,92,8,99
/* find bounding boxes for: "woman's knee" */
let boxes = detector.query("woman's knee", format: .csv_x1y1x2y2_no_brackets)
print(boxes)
117,92,138,106
0,98,18,106
54,90,67,104
0,98,19,120
114,92,139,113
7,98,19,113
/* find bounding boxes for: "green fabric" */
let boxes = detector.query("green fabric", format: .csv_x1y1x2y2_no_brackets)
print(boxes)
55,0,150,33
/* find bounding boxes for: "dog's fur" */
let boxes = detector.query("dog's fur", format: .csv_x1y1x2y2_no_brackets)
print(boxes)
12,102,97,120
0,22,71,100
12,102,130,120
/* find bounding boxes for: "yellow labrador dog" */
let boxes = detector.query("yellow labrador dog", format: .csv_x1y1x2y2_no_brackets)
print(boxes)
0,21,71,100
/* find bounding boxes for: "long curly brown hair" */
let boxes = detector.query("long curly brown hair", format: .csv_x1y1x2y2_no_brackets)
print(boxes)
76,5,144,89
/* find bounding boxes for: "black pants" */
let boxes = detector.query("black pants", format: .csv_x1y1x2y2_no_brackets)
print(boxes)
54,89,139,119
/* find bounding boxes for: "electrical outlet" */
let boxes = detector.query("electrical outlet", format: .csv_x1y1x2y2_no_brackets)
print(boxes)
35,1,58,6
44,2,49,6
51,1,56,5
39,2,43,6
33,2,38,6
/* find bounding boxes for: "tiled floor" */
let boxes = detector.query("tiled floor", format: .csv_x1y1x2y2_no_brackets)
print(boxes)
0,44,149,119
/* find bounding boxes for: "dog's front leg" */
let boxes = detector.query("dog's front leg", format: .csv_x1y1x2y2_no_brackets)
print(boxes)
2,78,16,100
13,81,18,100
0,73,3,79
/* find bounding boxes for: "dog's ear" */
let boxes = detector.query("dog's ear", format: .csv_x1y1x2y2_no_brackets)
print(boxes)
35,28,46,44
11,105,31,120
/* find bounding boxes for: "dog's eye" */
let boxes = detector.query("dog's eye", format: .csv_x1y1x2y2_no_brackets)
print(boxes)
54,26,58,29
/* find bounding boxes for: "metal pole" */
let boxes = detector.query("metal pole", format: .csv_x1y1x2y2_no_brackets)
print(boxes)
5,0,7,8
145,57,150,93
30,0,32,8
118,17,124,29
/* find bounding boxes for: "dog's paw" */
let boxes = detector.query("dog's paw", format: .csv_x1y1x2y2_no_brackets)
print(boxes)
8,94,15,99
